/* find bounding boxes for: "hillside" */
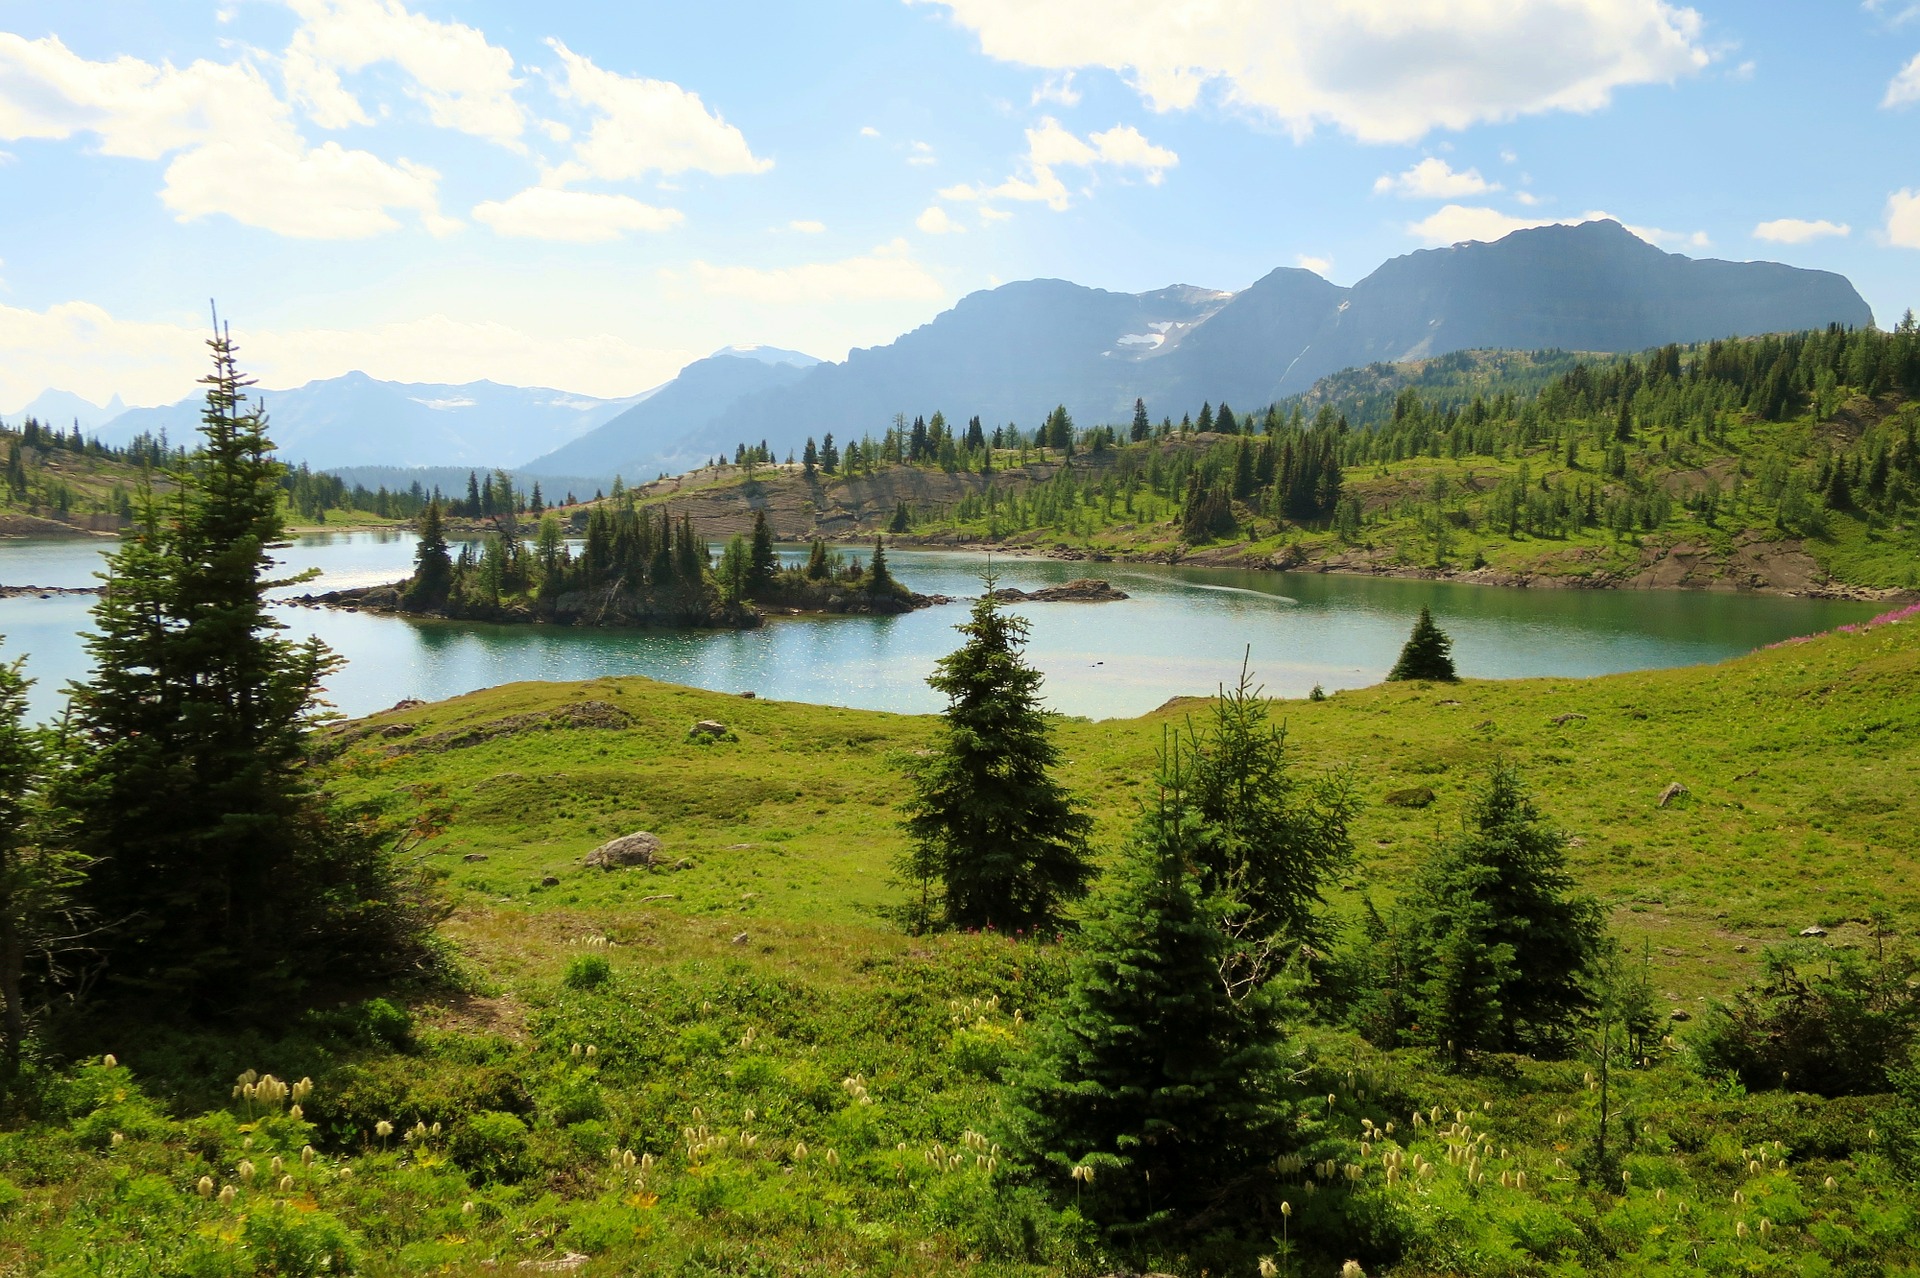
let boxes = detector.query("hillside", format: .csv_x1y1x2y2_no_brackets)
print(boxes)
10,608,1920,1274
596,327,1920,598
530,220,1873,480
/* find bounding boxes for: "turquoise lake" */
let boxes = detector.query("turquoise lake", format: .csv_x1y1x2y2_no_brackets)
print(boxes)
0,531,1880,722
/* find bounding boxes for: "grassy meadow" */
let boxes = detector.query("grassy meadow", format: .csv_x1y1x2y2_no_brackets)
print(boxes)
4,603,1919,1275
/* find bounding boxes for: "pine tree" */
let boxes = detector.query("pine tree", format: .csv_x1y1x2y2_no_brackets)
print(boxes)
407,498,453,606
60,321,436,1009
1009,741,1292,1233
897,579,1092,932
804,538,830,581
1130,398,1150,443
747,510,777,596
802,437,818,475
1387,606,1457,681
865,537,903,597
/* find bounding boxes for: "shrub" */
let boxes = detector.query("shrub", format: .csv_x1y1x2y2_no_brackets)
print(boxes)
356,997,415,1050
450,1110,532,1183
562,954,612,990
243,1202,360,1276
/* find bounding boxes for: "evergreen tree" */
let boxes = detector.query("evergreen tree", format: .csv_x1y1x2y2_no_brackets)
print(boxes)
804,538,830,581
802,437,818,475
1388,765,1604,1063
464,471,482,518
747,510,777,595
1130,398,1151,443
60,322,438,1010
1387,606,1457,681
1009,741,1292,1235
865,537,903,597
1186,662,1357,947
889,500,911,533
896,579,1092,932
717,534,751,604
407,498,453,606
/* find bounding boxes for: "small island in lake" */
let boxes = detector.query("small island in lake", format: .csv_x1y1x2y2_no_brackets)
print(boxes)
300,501,942,630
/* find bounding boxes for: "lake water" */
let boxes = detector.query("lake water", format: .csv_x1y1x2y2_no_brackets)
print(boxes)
0,530,1879,722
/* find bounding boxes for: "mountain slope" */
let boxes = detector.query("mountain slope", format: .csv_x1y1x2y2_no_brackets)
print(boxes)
95,373,653,470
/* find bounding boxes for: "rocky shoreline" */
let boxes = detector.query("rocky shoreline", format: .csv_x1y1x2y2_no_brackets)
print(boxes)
292,580,955,629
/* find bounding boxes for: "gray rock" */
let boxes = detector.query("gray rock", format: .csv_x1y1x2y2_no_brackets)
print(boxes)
585,831,664,870
1799,925,1828,938
540,875,561,887
690,719,729,738
1658,781,1689,807
462,853,489,863
731,931,749,945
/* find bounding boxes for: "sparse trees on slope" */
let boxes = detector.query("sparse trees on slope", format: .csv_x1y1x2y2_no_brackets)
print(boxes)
897,580,1092,932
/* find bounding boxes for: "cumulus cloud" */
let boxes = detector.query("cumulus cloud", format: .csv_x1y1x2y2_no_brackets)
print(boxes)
907,140,937,166
0,299,695,407
939,117,1176,213
788,219,826,233
1373,157,1499,199
916,205,965,233
914,0,1709,143
0,32,453,237
1407,205,1705,249
686,239,945,304
1888,189,1920,249
1887,52,1920,106
281,0,525,143
1752,217,1850,244
473,187,682,241
1032,71,1081,106
1296,253,1332,275
545,39,770,182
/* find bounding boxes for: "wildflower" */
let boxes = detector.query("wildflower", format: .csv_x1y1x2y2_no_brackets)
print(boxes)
1259,1258,1279,1278
301,1146,315,1166
339,1166,354,1181
288,1104,303,1121
1758,1218,1774,1240
1071,1164,1094,1186
110,1132,124,1147
792,1142,808,1162
1736,1220,1749,1239
1823,1175,1837,1190
218,1185,236,1205
278,1175,293,1193
1280,1201,1292,1218
237,1160,256,1185
462,1201,475,1216
586,1045,598,1059
103,1054,118,1068
270,1156,284,1176
375,1120,393,1140
1341,1262,1367,1278
825,1149,840,1168
196,1176,215,1198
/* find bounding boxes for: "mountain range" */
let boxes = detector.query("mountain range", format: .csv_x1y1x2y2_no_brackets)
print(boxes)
7,220,1873,483
526,219,1873,481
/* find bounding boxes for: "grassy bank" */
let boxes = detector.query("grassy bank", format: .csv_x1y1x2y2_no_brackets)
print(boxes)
4,611,1920,1275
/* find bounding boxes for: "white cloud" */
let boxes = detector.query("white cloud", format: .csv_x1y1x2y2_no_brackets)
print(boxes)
1514,189,1541,206
916,205,965,233
1296,253,1331,275
1887,52,1920,106
940,116,1176,212
915,0,1709,144
908,140,937,166
546,39,770,182
686,239,945,304
1753,217,1850,244
1888,189,1920,248
978,205,1013,223
788,219,826,233
1032,71,1081,105
860,125,881,137
473,187,682,241
1372,157,1499,199
282,0,525,143
0,300,697,408
1406,204,1706,249
1500,148,1519,163
0,32,454,237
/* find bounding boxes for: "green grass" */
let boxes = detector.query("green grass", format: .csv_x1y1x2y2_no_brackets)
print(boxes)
6,614,1920,1275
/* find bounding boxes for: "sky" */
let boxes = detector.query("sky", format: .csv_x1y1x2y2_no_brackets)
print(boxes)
1,0,1917,412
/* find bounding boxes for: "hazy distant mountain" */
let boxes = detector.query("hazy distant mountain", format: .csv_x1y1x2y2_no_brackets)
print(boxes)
528,220,1872,480
532,348,825,479
94,373,654,470
8,388,128,432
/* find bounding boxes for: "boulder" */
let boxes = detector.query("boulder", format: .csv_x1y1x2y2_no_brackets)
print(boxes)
1658,781,1690,807
585,831,664,870
691,719,728,738
1798,925,1828,938
1383,785,1436,808
462,853,489,863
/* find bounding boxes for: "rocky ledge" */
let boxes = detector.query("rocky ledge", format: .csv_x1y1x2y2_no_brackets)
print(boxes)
988,578,1129,603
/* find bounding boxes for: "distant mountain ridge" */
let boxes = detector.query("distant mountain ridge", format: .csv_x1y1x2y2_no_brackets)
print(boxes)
533,219,1873,481
85,373,657,471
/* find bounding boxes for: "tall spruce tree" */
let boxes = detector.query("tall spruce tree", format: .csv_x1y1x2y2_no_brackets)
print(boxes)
407,498,453,605
1009,738,1292,1235
897,579,1092,932
1387,606,1457,681
747,510,778,596
61,321,437,1009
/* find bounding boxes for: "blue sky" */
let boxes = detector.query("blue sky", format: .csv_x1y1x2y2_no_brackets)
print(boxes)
1,0,1917,411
